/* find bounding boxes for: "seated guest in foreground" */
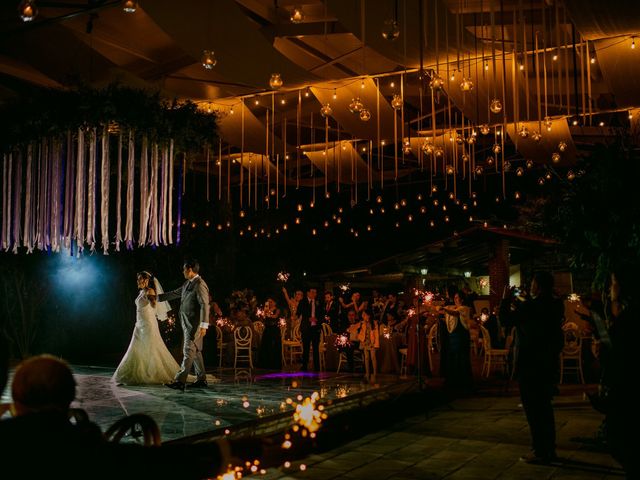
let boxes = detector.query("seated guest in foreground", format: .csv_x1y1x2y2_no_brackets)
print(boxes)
0,354,266,479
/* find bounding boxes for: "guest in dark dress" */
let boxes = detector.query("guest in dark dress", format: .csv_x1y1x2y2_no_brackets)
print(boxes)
440,291,473,393
258,298,282,370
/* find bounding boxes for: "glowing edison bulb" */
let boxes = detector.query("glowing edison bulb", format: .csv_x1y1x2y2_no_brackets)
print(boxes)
269,73,283,90
551,152,561,163
290,5,304,23
201,50,217,70
558,141,567,152
18,0,37,22
516,167,524,176
492,144,501,155
567,170,576,181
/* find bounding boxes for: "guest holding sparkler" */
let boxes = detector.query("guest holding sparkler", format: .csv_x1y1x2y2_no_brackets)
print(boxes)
258,298,282,370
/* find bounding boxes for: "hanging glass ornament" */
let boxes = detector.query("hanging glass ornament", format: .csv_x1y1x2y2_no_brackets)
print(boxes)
518,125,529,138
551,152,561,163
558,141,567,152
467,135,476,145
532,130,542,142
381,19,400,41
269,73,283,89
320,103,333,118
348,97,363,114
403,141,412,155
543,116,553,131
461,153,470,162
359,109,371,121
489,99,503,114
290,5,304,23
446,165,455,174
504,160,512,171
201,50,217,70
516,167,524,176
567,170,576,181
475,165,484,175
545,171,552,180
514,191,521,200
538,177,546,185
421,141,434,154
492,144,501,154
434,148,444,158
18,0,37,22
460,77,474,92
479,124,491,135
486,156,495,166
391,94,403,110
429,75,444,90
123,0,137,13
456,134,465,145
526,159,534,169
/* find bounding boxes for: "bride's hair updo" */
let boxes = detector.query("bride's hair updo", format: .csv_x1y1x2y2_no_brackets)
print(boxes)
137,271,155,288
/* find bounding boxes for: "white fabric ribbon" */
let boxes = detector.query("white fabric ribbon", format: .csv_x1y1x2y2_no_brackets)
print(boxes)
23,145,34,253
149,143,159,246
86,128,97,251
100,126,110,254
115,133,123,251
62,132,74,249
125,130,135,249
50,143,60,252
138,136,149,247
168,139,174,245
1,153,10,251
75,128,86,253
153,277,171,321
12,152,22,253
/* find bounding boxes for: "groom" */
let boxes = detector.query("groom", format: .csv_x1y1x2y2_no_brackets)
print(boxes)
159,260,210,391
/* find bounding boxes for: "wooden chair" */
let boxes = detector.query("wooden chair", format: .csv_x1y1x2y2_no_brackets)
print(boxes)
215,325,229,368
104,413,161,446
426,322,438,374
282,323,302,366
336,346,363,373
480,325,511,377
234,325,253,368
317,323,333,371
252,320,265,340
560,326,584,384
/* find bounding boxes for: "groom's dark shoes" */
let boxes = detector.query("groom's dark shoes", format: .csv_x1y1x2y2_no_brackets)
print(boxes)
164,381,186,391
186,379,208,389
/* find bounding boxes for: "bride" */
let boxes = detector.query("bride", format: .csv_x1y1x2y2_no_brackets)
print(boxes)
113,271,179,385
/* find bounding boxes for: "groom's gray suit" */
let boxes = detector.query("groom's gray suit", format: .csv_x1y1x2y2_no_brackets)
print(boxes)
159,275,210,383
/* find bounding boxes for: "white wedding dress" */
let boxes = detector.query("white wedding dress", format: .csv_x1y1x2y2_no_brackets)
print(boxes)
113,289,180,385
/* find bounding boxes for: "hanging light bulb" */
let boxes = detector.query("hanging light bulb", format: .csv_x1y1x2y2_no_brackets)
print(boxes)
632,37,636,49
492,144,501,154
434,148,444,158
558,141,567,152
391,94,403,110
526,159,534,169
484,61,489,71
567,170,576,181
403,141,412,155
516,167,524,176
18,0,37,22
381,19,400,41
320,103,333,118
489,99,503,114
543,116,553,132
361,79,366,89
429,74,444,90
461,153,470,162
348,97,363,114
552,52,558,61
269,73,283,90
551,152,561,163
518,125,529,138
532,130,542,142
538,177,546,186
421,141,434,154
446,164,454,174
460,77,474,92
479,124,491,135
201,50,217,69
486,156,495,166
545,171,552,180
456,134,465,145
467,135,476,145
475,165,484,175
514,191,521,199
122,0,137,13
290,5,304,23
359,109,371,122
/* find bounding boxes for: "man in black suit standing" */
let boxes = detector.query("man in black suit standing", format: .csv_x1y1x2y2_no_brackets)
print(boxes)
296,287,322,371
323,290,341,333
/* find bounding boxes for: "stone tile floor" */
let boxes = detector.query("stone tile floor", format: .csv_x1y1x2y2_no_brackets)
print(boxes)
256,386,624,479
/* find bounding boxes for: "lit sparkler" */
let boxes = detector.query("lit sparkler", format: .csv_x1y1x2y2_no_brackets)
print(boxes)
568,293,581,303
277,271,290,282
278,317,287,328
412,288,434,304
338,283,350,292
334,334,351,350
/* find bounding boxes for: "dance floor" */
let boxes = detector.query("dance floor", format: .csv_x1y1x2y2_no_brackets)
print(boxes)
2,366,416,444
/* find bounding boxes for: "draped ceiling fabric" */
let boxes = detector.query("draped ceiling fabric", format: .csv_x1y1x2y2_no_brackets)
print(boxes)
505,119,577,167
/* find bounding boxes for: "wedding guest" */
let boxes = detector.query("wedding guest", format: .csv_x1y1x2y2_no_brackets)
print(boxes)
295,287,322,372
345,309,360,372
282,287,303,337
339,291,367,317
258,298,282,370
356,309,379,382
381,292,400,325
440,291,473,393
499,271,564,465
323,291,341,333
0,354,266,479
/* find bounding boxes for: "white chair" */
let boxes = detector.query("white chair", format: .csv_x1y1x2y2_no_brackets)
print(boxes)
215,325,229,368
426,322,438,374
318,323,333,371
234,326,253,368
560,326,584,384
480,325,511,377
282,323,302,366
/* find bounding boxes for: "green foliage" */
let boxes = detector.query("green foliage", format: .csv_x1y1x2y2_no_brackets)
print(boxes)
0,83,218,153
543,142,640,288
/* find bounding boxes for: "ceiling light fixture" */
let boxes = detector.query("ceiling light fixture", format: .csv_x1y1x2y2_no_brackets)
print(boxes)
290,5,304,23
